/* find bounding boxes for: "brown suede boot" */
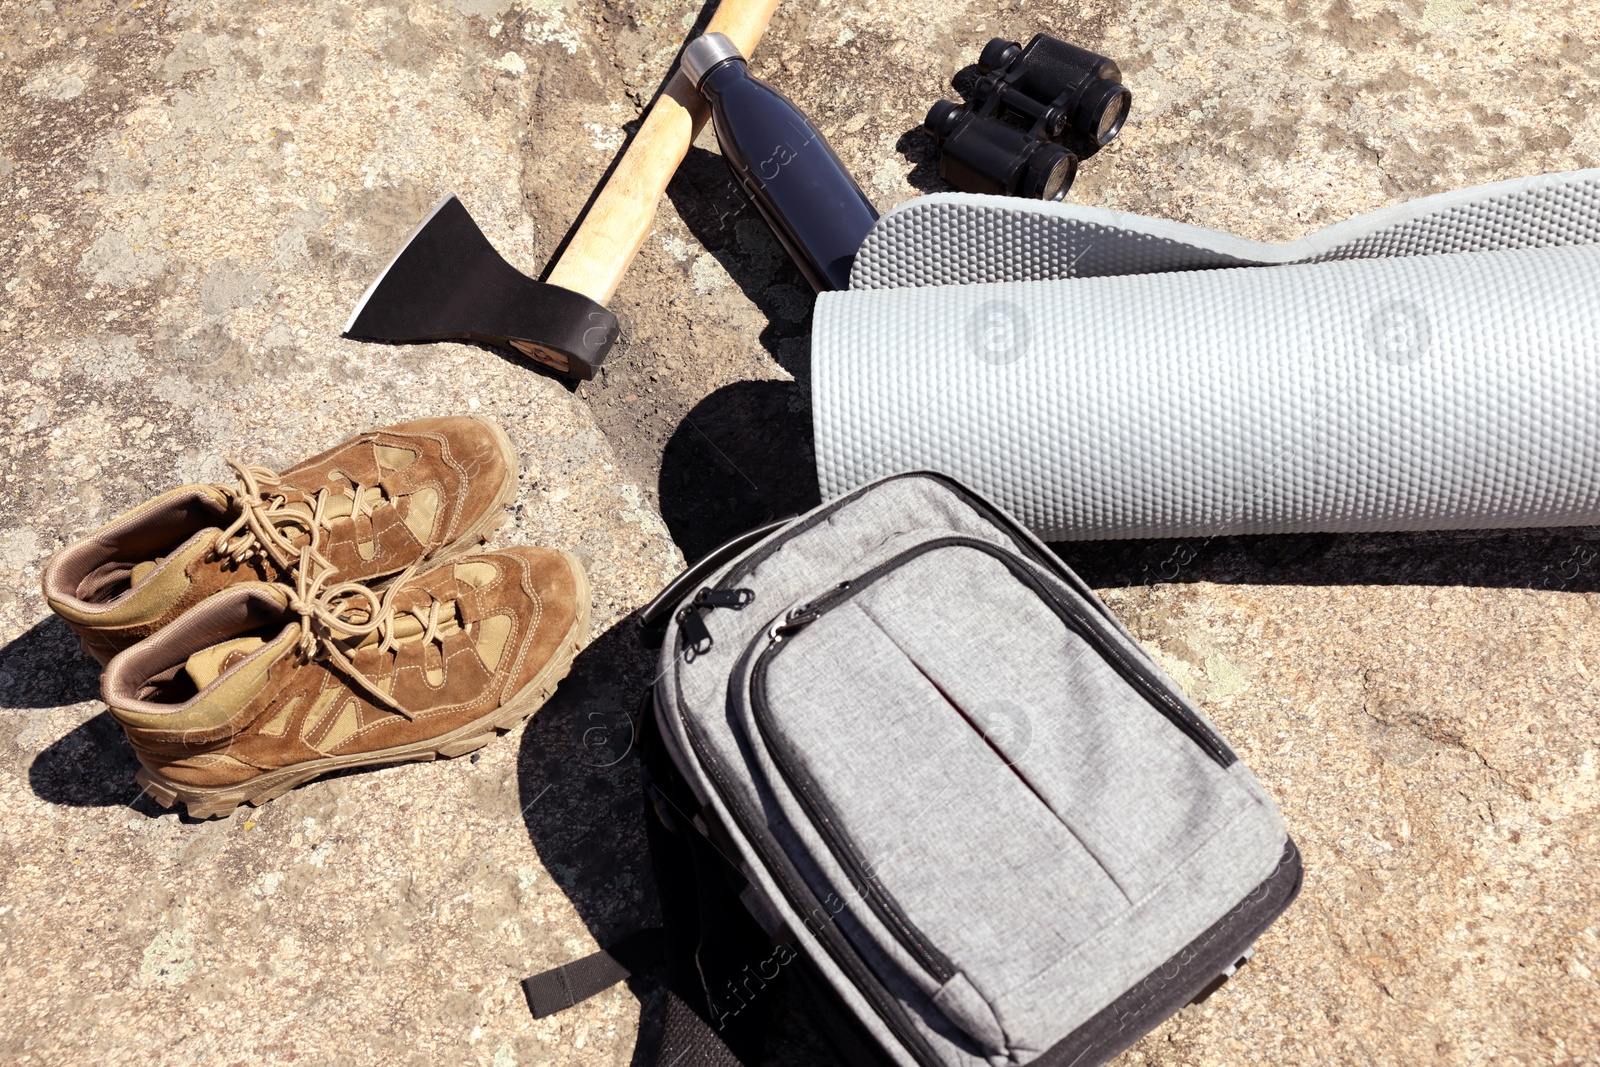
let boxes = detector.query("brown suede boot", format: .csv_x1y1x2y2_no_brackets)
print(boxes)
42,416,519,664
100,547,589,817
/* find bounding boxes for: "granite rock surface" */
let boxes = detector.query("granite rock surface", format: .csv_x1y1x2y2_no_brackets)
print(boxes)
2,0,1597,1063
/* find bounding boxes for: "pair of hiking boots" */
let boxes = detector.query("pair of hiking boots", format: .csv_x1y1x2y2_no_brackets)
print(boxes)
40,416,589,818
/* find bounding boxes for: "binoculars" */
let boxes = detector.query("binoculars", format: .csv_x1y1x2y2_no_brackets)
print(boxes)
925,34,1132,201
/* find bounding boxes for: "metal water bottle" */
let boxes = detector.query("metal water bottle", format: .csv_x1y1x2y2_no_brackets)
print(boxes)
681,32,879,292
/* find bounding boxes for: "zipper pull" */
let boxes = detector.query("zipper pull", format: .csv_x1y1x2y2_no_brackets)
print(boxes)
677,587,755,659
769,581,853,642
678,607,713,658
693,587,754,609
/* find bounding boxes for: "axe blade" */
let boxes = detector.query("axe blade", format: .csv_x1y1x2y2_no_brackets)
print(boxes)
343,195,618,380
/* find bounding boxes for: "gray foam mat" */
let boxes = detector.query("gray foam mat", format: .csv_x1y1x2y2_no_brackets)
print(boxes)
814,172,1600,540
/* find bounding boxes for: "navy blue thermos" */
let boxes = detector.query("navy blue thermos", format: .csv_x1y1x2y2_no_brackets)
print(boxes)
681,32,880,291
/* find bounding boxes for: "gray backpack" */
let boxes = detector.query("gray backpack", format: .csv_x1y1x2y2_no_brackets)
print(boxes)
528,471,1301,1066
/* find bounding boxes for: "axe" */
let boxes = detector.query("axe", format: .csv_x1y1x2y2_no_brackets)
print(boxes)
344,0,781,380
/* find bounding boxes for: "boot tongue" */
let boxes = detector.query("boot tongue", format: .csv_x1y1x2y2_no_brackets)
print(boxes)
315,485,385,520
268,491,319,545
129,558,163,587
184,636,268,690
273,486,384,541
345,598,462,651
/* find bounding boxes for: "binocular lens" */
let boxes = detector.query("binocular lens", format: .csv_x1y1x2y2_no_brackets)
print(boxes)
1043,158,1072,201
1032,149,1076,202
1087,84,1133,145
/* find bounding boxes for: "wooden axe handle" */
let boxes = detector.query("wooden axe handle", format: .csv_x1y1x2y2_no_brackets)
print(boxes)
544,0,781,305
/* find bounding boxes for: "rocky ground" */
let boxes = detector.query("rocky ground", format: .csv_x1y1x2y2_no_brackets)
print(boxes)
2,0,1598,1063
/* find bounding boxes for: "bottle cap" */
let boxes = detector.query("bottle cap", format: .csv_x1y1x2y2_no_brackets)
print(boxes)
681,32,745,88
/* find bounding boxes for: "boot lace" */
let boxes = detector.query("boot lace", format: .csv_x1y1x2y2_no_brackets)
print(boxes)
211,458,380,572
282,553,446,721
216,458,419,718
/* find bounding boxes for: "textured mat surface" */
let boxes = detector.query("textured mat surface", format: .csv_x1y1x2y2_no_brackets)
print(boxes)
849,170,1600,288
815,173,1600,540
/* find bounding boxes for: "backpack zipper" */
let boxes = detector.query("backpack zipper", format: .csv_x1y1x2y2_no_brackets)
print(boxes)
748,638,958,984
764,537,1234,766
704,471,1134,641
676,586,755,658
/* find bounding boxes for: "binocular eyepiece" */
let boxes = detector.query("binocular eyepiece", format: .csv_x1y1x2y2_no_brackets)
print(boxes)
924,34,1132,201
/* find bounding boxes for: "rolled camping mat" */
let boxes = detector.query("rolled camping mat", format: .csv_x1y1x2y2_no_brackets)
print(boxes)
812,172,1600,541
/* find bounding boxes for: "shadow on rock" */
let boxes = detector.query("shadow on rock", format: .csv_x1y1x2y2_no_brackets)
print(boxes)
1054,526,1600,593
664,147,817,360
518,617,661,946
0,615,103,709
28,710,146,807
894,125,947,196
516,615,672,1063
516,594,836,1064
658,379,820,566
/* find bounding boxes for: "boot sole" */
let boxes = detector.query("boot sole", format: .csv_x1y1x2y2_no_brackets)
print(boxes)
135,552,591,819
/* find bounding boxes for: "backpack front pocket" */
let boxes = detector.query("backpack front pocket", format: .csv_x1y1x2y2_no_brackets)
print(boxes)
734,540,1260,1056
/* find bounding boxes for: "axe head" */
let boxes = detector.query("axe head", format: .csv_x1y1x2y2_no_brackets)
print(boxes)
343,195,618,380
